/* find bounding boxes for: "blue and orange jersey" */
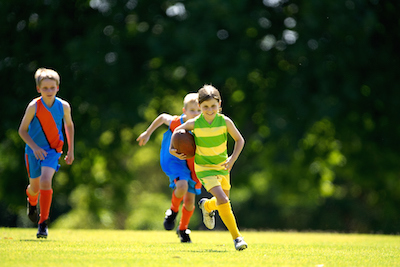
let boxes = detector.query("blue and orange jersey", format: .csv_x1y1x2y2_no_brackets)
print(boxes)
25,97,64,155
160,115,201,193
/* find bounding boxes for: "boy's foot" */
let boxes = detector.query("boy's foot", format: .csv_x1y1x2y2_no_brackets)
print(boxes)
177,228,192,243
27,199,38,223
163,209,178,230
37,220,48,239
198,198,215,229
233,237,248,251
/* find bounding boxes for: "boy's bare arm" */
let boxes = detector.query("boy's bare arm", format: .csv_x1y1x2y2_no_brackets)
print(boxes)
136,113,174,146
223,117,245,171
63,101,75,165
18,102,48,160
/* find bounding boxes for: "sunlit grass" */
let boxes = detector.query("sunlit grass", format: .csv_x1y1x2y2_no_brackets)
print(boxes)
1,228,399,266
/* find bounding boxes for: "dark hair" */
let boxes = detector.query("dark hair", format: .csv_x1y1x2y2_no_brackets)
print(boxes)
198,85,221,104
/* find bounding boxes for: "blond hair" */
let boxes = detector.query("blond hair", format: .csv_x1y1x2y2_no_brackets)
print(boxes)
183,93,199,108
34,68,60,87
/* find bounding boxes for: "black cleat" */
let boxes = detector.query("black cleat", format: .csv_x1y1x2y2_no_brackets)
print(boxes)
37,220,48,239
177,228,192,243
27,199,38,223
163,209,178,231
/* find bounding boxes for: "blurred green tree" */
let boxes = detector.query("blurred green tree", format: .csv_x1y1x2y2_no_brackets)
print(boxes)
0,0,399,233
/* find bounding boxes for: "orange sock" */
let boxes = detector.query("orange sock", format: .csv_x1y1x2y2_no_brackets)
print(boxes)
170,191,183,213
26,187,39,206
179,204,194,230
38,189,53,224
217,201,241,240
204,197,217,212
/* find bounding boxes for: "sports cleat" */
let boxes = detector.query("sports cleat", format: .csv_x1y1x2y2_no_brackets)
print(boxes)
234,236,248,251
163,209,178,231
198,198,215,229
37,220,48,239
27,199,38,223
177,228,192,243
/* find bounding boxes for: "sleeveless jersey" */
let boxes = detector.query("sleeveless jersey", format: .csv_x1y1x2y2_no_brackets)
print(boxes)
25,97,64,155
160,115,200,184
193,113,229,178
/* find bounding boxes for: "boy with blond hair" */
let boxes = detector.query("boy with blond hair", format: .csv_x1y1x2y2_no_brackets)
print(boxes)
18,68,75,238
136,93,201,242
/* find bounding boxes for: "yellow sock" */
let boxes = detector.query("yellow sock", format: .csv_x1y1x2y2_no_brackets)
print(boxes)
217,202,241,240
204,197,217,212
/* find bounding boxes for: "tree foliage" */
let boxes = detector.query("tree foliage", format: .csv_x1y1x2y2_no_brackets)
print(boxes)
0,0,399,233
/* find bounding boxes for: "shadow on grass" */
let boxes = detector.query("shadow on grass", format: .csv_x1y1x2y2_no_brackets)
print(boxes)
180,249,228,253
19,239,56,242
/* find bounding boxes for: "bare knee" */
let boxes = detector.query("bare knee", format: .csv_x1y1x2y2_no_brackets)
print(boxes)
175,180,188,195
183,193,195,210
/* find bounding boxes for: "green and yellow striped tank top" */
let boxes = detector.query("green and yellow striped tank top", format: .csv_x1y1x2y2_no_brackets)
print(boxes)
193,113,229,178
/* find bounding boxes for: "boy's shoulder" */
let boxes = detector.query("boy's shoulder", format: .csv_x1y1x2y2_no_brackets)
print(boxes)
170,115,183,131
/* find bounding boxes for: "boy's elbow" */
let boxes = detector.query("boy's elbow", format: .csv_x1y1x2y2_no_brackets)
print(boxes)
18,127,25,137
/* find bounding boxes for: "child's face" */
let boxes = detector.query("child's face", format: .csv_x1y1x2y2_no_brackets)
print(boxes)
199,98,220,122
37,78,59,100
183,101,201,119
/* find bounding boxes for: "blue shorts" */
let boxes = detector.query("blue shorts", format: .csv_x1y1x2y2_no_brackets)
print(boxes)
163,160,200,195
25,152,61,179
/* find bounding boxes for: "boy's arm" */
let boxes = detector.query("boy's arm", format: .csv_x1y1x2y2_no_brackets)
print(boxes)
169,119,195,159
136,113,174,146
223,116,245,171
62,101,74,165
18,102,48,160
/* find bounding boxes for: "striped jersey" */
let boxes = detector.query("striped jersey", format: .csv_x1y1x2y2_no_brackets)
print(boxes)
25,97,64,155
193,113,229,178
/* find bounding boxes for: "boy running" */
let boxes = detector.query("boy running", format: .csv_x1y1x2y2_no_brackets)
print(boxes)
170,85,248,250
136,93,201,243
18,68,75,238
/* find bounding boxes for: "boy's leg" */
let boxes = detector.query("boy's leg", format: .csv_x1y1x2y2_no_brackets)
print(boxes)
26,181,40,223
164,183,184,230
26,181,39,206
170,189,184,213
209,186,241,240
178,193,195,231
176,198,194,243
25,154,40,222
38,166,55,224
203,197,217,212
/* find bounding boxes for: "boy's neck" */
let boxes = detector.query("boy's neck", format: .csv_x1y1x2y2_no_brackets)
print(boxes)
41,96,56,108
204,114,216,125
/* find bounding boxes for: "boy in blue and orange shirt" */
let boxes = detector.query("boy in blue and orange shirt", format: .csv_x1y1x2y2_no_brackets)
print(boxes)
136,93,201,242
18,68,75,238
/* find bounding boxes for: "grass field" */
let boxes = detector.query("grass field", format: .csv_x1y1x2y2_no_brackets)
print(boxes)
1,228,399,266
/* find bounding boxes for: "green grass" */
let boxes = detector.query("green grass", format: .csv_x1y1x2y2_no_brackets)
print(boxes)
1,228,399,266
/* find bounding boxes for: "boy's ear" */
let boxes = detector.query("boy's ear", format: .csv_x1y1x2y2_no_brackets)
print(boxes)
182,107,186,114
36,86,40,93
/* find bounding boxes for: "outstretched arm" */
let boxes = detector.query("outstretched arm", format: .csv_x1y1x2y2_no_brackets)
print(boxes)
63,101,75,165
222,116,245,171
136,113,174,146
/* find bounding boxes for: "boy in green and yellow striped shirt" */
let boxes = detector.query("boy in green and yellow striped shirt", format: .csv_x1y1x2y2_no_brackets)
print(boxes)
170,85,247,251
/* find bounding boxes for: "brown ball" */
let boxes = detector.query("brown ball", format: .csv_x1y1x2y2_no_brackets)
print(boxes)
171,129,196,158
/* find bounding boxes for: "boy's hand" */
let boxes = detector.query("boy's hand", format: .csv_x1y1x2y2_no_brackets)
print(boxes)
136,132,150,146
169,148,187,160
64,151,74,165
222,156,235,171
32,146,48,160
